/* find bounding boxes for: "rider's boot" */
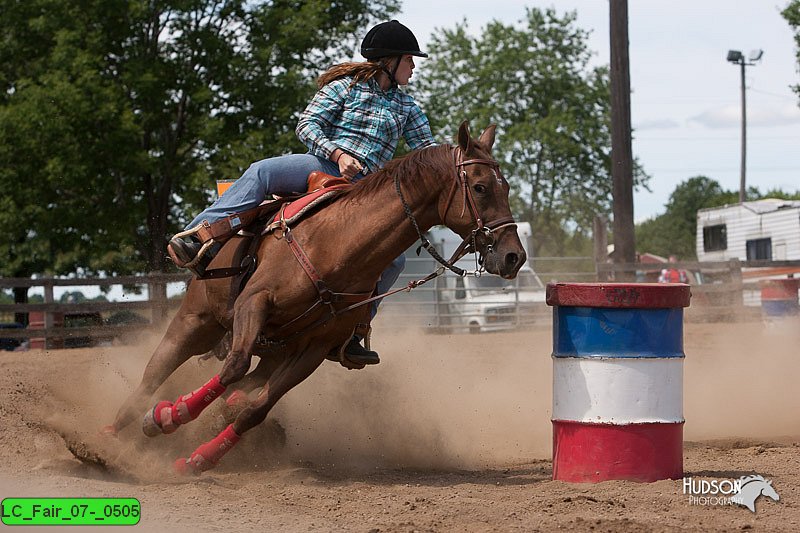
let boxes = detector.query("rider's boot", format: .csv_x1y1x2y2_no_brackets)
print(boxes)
174,424,241,475
143,375,226,437
168,232,220,278
343,336,380,366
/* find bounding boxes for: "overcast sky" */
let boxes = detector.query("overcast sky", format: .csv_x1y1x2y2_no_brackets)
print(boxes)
397,0,800,220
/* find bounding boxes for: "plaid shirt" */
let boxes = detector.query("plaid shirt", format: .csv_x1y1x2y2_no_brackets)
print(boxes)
296,76,436,174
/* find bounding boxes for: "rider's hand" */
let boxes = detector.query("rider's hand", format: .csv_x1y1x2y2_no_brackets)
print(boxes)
337,152,363,180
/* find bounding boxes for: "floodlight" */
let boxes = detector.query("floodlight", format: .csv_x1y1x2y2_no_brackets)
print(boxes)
727,50,743,63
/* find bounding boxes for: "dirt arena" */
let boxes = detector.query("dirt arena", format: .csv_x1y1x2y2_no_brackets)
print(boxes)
1,318,799,532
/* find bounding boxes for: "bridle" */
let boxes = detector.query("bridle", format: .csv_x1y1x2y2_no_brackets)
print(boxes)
394,145,517,277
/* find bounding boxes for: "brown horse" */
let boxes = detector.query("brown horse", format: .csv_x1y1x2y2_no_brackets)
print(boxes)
105,121,526,474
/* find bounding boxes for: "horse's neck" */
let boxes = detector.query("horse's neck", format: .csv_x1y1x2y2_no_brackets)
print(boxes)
298,170,442,292
326,172,443,284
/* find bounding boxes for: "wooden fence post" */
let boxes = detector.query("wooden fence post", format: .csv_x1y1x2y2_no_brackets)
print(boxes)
729,258,744,307
149,275,168,321
594,215,609,281
43,280,54,349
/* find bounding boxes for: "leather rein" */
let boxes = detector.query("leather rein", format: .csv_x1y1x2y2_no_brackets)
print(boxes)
260,145,518,347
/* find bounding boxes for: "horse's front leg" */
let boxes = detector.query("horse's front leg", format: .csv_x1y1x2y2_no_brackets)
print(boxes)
174,343,328,474
142,291,273,437
102,306,226,436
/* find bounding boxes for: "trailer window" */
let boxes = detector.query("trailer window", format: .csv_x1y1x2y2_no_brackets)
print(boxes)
702,224,727,252
746,238,772,260
455,277,466,300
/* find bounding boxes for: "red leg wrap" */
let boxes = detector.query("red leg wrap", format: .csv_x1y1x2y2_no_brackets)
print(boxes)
152,400,178,434
171,375,226,425
176,424,241,474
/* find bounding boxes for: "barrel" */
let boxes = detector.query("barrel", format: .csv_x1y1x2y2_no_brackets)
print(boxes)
759,278,799,319
28,311,64,350
546,282,691,483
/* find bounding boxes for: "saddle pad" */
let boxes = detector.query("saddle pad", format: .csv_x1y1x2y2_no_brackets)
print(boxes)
271,184,350,226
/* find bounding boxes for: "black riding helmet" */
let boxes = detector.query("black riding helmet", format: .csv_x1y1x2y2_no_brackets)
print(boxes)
360,20,428,59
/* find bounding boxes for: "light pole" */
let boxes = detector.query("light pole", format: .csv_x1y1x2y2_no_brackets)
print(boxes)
727,49,763,204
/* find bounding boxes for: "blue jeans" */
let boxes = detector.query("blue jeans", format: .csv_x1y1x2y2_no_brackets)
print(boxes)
187,153,345,228
186,153,400,322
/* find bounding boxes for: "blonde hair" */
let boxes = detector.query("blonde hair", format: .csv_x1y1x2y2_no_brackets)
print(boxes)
316,58,396,88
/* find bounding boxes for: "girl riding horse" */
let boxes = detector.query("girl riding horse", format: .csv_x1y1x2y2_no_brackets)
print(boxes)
169,20,435,366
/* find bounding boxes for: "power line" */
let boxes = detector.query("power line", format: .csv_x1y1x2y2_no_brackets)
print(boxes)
647,166,799,173
634,135,800,141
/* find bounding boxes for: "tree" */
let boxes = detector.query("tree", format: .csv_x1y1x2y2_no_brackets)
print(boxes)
415,7,648,256
783,1,800,101
0,0,399,280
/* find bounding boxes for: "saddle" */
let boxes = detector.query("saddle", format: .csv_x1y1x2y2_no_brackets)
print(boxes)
181,172,350,251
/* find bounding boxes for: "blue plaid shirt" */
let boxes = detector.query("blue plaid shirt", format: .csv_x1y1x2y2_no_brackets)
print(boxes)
296,76,436,174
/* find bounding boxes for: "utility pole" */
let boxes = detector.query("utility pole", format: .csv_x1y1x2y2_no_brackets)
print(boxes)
727,49,763,204
609,0,635,271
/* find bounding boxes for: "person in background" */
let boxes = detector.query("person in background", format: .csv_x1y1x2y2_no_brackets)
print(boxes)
659,255,689,283
168,20,436,366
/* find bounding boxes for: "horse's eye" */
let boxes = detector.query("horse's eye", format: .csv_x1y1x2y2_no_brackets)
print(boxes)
474,184,487,194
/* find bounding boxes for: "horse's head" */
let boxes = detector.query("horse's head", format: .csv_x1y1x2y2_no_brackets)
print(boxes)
440,121,527,279
759,479,780,501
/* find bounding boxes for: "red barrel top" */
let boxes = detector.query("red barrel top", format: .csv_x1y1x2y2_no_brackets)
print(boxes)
759,278,800,300
546,282,691,309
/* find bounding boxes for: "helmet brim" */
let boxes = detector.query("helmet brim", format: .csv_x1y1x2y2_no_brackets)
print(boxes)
361,48,429,59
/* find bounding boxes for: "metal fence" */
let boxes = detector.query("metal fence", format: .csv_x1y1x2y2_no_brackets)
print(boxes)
1,258,798,349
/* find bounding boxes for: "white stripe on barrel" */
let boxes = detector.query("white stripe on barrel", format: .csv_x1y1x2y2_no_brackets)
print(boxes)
553,358,683,424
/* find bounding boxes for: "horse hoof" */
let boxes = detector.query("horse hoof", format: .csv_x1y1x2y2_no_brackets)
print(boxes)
98,425,118,438
142,401,175,437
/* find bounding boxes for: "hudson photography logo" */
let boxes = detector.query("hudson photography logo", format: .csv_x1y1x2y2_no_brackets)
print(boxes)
682,475,780,512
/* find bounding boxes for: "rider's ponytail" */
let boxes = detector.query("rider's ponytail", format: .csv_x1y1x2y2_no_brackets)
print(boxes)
316,59,396,89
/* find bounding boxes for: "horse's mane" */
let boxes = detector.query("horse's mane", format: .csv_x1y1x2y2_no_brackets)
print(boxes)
342,144,454,202
342,136,497,203
739,475,767,485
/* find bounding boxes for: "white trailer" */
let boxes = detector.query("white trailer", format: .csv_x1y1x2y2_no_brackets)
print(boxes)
696,199,800,262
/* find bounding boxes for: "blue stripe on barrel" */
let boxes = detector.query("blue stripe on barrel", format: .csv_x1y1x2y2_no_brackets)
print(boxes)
553,307,685,358
547,283,691,359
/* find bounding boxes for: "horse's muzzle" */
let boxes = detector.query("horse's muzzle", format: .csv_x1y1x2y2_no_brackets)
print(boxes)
481,234,527,279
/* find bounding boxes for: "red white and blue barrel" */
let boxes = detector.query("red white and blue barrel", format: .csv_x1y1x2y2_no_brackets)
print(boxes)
759,278,799,319
546,282,691,483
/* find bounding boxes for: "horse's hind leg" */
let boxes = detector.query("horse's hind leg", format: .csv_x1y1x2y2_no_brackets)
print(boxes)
105,308,225,435
219,354,281,420
174,345,327,474
144,291,272,437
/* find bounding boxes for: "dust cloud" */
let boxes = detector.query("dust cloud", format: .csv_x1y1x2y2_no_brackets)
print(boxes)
17,316,800,477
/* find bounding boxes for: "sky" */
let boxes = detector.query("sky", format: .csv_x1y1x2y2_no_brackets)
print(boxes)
397,0,800,221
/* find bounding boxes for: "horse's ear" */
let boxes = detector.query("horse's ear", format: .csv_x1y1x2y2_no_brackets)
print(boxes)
478,124,497,152
457,120,472,153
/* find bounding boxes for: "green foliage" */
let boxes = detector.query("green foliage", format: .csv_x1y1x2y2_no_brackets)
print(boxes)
415,7,649,256
0,0,399,276
783,1,800,100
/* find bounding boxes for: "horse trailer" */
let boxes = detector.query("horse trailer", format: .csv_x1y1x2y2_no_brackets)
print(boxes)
696,199,800,262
